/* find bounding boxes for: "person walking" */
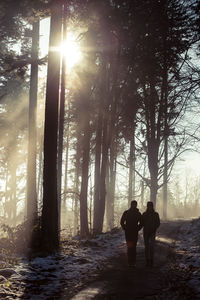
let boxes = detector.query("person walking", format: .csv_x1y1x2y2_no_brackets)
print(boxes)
120,200,142,267
142,201,160,267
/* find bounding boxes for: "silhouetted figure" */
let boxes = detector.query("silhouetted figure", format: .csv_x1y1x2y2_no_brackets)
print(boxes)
142,201,160,267
120,200,142,267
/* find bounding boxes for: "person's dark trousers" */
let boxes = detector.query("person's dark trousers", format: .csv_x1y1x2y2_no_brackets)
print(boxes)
126,236,138,266
144,233,156,266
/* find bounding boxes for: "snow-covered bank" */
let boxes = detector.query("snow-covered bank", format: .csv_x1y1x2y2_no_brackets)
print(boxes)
159,218,200,298
1,218,200,299
173,218,200,297
0,229,125,299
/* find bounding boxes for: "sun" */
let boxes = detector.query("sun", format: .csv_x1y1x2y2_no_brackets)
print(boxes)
60,32,82,71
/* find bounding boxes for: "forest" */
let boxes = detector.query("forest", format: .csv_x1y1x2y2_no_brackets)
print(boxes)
0,0,200,255
1,0,200,298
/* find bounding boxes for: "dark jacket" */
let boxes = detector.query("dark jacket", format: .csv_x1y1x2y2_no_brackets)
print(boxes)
120,208,142,241
142,210,160,236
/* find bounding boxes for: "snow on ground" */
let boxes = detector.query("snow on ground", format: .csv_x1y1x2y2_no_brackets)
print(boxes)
0,229,125,299
171,218,200,297
1,218,200,299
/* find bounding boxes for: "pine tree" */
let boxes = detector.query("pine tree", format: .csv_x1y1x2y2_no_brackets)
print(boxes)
41,1,62,252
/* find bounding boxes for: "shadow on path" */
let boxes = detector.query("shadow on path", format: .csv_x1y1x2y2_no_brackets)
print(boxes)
60,220,197,299
65,222,175,299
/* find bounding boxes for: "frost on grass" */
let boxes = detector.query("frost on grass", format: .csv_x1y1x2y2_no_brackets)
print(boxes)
0,229,124,299
168,218,200,297
1,218,200,299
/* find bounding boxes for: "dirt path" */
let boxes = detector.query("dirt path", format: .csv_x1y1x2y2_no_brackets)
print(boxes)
60,220,195,299
71,251,166,299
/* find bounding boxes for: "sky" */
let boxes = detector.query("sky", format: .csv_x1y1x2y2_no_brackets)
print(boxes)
175,151,200,178
39,18,50,58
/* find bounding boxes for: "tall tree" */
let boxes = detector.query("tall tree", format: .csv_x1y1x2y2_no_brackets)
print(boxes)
27,20,39,223
57,4,67,234
73,130,81,235
41,1,62,252
128,123,135,206
79,94,90,237
132,0,194,205
93,57,109,234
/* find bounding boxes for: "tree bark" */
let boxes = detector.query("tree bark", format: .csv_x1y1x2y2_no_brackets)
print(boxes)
41,2,62,252
73,132,81,236
162,42,168,220
63,128,69,206
128,124,135,206
79,109,90,237
146,78,159,207
163,134,168,219
11,160,17,226
93,99,103,233
97,107,109,233
93,57,109,234
148,138,159,206
57,5,67,234
106,150,116,230
27,21,39,222
105,70,118,230
37,132,43,208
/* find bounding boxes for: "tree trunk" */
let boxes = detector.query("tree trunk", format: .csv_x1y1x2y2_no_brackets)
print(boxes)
4,167,9,219
27,21,39,222
146,78,159,207
163,135,168,219
89,165,93,232
37,133,43,209
148,137,159,206
162,52,168,219
105,70,118,230
97,111,109,233
63,128,69,206
11,161,17,226
41,3,62,252
79,112,90,237
93,102,103,233
57,7,67,234
106,151,116,230
128,124,135,206
93,56,109,234
63,95,70,217
73,129,81,235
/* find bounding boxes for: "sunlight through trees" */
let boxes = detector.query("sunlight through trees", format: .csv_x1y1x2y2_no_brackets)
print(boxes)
0,0,199,253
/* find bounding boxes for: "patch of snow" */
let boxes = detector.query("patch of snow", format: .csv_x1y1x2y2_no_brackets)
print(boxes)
0,230,124,299
173,218,200,297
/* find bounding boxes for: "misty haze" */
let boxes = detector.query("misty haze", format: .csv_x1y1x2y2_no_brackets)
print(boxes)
0,0,200,299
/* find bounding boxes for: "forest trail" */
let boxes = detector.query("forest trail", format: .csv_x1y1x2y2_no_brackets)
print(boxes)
61,220,194,300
